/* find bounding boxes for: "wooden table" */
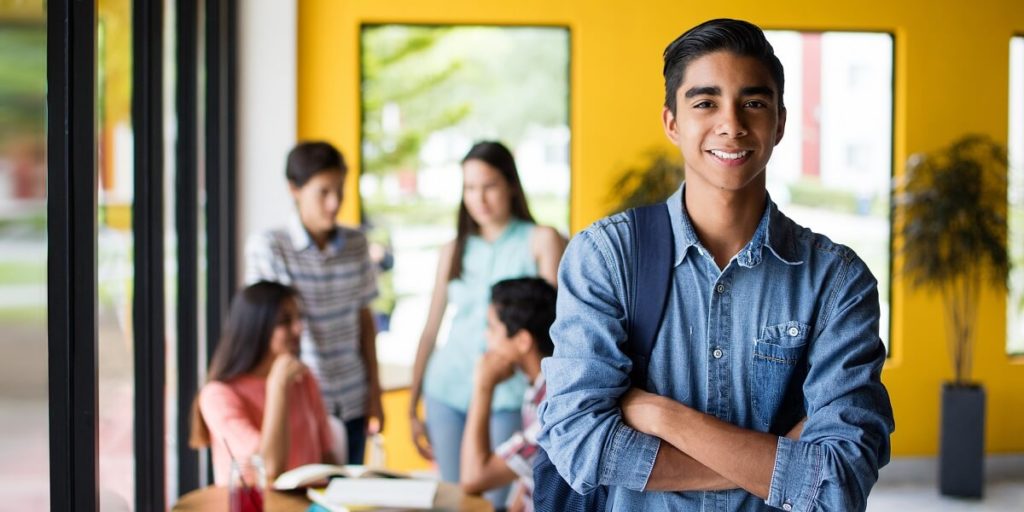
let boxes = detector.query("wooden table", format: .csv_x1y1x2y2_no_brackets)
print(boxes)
172,482,493,511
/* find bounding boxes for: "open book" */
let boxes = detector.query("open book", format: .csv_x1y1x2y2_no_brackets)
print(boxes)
272,464,407,490
307,478,439,510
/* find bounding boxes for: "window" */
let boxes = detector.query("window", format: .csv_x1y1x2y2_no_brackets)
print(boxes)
1007,36,1024,355
0,9,48,509
764,31,894,350
97,0,136,506
359,25,571,389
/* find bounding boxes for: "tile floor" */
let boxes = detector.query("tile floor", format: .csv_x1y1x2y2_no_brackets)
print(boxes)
867,456,1024,511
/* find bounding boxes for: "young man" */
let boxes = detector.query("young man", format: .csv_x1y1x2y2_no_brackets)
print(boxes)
537,19,895,511
460,278,556,512
245,141,383,464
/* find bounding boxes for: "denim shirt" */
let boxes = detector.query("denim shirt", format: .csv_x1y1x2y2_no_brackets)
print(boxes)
537,184,894,512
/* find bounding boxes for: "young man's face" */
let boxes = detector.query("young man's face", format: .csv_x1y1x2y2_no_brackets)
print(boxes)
485,304,521,363
662,51,786,195
289,169,345,237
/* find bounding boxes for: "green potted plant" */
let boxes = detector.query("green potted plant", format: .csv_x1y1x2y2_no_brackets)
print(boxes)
896,134,1009,498
606,148,684,214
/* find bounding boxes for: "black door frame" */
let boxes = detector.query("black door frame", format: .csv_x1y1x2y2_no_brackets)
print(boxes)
47,0,239,506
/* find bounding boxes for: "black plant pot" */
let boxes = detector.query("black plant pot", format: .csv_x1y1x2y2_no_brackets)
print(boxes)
938,383,985,498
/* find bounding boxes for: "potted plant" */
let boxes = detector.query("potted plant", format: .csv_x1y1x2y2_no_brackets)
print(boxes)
896,134,1009,498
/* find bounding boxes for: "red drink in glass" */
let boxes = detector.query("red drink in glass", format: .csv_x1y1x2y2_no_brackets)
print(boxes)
228,455,266,512
229,485,264,512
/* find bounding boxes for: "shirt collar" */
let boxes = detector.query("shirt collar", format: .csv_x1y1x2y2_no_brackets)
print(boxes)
288,215,345,254
667,183,803,268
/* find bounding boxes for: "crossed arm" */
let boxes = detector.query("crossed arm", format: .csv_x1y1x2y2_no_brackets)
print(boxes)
538,230,894,510
622,389,804,496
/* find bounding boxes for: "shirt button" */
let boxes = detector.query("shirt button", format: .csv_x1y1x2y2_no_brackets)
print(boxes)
782,503,793,511
788,326,799,337
712,348,724,359
715,284,725,294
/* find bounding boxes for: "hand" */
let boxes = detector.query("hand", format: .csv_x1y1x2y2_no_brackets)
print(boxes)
620,388,665,436
508,484,527,512
409,411,434,461
268,353,307,388
474,351,516,389
366,385,385,434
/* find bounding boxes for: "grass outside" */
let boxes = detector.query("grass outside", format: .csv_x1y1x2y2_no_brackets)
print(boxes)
0,260,46,286
0,306,45,324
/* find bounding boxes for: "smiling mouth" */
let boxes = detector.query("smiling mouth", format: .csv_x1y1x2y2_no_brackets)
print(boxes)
709,149,751,160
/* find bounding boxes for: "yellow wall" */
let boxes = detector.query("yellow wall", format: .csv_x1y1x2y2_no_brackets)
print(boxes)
299,0,1024,464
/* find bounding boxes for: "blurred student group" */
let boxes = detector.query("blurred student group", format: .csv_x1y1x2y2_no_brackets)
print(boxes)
3,0,1024,510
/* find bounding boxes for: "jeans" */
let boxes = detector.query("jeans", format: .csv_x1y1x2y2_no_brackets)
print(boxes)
425,395,521,509
344,416,367,464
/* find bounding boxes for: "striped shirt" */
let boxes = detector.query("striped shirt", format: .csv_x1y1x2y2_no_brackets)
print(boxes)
244,216,378,421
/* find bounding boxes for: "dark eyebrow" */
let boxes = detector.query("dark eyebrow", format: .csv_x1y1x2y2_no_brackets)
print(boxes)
684,85,775,99
740,86,775,98
684,86,720,98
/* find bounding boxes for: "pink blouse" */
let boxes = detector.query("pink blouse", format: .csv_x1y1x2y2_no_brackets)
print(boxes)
199,372,332,485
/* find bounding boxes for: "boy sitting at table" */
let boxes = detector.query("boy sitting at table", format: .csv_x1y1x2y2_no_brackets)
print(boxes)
459,277,556,512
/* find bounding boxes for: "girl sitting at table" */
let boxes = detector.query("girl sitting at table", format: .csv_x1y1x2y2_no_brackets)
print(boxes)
190,281,335,484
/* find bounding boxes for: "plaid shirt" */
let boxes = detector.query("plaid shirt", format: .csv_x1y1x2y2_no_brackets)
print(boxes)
496,375,546,512
244,216,378,420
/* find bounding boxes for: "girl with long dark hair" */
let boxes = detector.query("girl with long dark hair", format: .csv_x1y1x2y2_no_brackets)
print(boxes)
408,141,565,505
190,281,334,484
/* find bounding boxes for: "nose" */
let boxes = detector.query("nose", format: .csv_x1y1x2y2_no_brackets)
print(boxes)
467,187,485,206
716,104,748,138
325,192,341,212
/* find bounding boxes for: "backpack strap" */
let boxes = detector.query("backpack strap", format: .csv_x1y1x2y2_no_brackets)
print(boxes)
531,202,674,512
627,202,674,390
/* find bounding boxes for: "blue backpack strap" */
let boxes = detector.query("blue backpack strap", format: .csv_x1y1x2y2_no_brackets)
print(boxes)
533,202,673,512
627,202,674,389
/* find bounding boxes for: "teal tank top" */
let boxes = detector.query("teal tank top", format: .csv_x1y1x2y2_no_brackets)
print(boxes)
423,219,538,412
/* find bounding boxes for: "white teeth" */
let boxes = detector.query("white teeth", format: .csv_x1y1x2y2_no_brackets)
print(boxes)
710,149,749,160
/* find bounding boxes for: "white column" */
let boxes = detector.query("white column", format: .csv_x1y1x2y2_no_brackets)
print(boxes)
237,0,297,281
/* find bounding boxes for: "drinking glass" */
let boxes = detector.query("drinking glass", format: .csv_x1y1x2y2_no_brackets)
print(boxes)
228,454,266,512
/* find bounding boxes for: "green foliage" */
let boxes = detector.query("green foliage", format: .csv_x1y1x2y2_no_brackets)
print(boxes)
606,149,685,215
0,25,46,146
361,26,469,174
895,134,1009,384
360,26,569,176
897,135,1009,290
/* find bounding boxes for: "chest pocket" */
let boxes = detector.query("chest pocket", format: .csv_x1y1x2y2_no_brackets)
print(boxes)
751,321,809,433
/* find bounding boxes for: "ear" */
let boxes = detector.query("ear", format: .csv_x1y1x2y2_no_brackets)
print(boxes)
512,329,534,356
661,106,680,145
288,182,302,202
774,107,787,146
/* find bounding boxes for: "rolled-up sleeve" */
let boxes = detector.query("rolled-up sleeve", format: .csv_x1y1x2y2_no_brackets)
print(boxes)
537,227,661,495
767,257,895,512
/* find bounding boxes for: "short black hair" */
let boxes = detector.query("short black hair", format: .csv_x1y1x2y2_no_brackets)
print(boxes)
663,18,785,114
286,141,347,187
490,277,557,357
